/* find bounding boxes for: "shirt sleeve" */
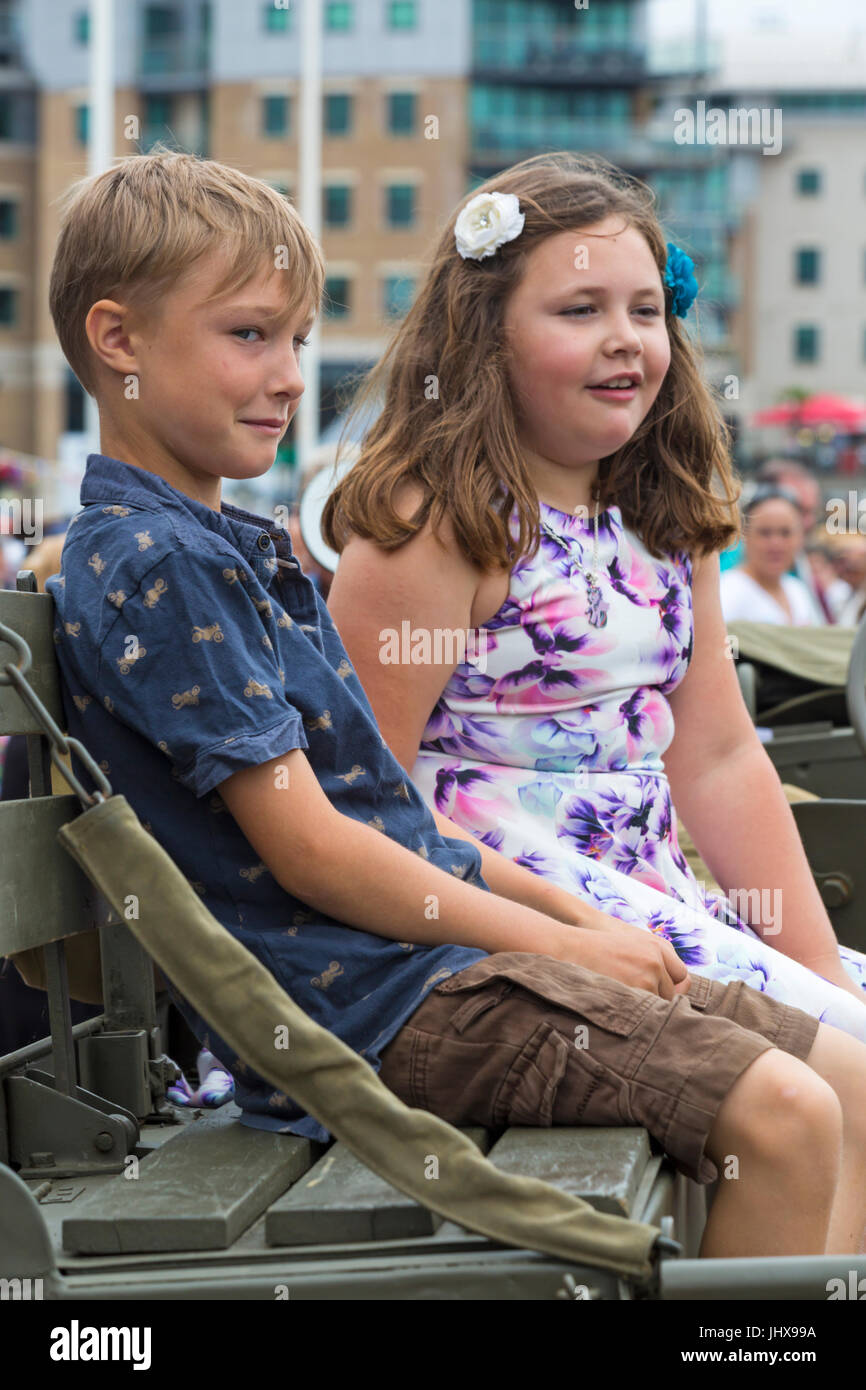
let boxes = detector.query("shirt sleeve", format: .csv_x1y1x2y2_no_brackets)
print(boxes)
718,570,748,624
97,545,309,797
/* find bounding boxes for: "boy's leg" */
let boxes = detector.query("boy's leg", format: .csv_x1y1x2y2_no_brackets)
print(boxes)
683,971,866,1254
377,952,844,1257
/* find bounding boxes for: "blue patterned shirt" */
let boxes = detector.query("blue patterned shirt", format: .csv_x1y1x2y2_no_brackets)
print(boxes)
46,454,488,1140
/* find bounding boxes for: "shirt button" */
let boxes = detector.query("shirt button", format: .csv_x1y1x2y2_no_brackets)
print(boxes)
257,533,271,551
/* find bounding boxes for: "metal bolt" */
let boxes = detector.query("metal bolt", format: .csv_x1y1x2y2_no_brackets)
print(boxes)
93,1131,114,1152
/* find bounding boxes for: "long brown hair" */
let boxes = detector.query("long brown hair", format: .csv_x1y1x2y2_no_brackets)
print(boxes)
322,151,741,569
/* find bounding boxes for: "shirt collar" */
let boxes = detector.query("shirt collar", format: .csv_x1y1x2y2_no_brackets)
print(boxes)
79,453,297,581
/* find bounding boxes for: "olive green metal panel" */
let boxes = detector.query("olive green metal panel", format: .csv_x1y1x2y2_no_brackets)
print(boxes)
765,728,866,800
265,1126,489,1246
484,1127,652,1217
791,798,866,952
0,795,97,953
62,1111,321,1254
0,588,64,735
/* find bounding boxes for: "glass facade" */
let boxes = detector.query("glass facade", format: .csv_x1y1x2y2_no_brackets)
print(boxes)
471,83,631,156
474,0,640,69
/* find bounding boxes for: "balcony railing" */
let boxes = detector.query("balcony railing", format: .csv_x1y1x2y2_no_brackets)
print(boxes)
473,24,646,81
139,36,209,79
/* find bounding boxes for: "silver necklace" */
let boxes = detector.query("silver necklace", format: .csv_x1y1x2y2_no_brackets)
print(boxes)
540,496,609,629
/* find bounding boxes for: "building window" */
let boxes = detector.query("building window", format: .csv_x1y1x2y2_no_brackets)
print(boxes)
74,104,89,145
66,366,85,432
386,183,415,227
387,1,416,30
387,92,415,135
324,184,352,227
74,9,89,44
324,93,353,135
0,286,17,325
145,4,181,38
263,2,292,32
142,93,173,149
323,276,351,318
325,2,353,29
0,200,17,238
262,94,288,137
794,325,819,362
383,275,415,318
797,168,821,195
795,248,820,285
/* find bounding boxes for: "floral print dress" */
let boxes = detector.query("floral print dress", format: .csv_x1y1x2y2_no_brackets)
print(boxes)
410,498,866,1042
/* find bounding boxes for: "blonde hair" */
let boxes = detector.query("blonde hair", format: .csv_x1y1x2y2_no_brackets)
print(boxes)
322,151,741,567
49,142,325,396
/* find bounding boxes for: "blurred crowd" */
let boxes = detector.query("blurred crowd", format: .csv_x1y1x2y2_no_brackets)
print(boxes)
719,458,866,628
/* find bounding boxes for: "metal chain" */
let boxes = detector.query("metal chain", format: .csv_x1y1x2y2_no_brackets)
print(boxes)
0,618,112,809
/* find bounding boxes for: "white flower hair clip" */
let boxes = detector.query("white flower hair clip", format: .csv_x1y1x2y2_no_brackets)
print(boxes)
455,191,525,261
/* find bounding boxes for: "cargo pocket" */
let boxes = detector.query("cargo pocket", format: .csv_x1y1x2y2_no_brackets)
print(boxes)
679,972,714,1012
442,979,514,1036
494,1020,571,1127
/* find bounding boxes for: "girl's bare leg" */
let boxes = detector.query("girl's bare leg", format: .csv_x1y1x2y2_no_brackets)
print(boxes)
801,1022,866,1254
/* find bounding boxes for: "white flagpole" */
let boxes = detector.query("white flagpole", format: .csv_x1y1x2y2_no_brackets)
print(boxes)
84,0,115,454
298,0,322,478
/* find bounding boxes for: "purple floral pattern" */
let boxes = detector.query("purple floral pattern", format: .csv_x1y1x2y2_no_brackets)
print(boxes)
411,499,866,1041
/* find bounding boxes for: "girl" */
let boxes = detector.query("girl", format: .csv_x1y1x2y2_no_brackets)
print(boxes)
323,151,866,1042
720,485,826,626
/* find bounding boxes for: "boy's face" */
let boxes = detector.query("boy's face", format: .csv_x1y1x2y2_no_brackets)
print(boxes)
91,249,315,511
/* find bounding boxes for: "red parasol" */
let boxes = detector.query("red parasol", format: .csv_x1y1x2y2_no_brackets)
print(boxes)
751,393,866,429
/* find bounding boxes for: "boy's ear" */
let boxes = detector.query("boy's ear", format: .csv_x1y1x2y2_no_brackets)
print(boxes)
84,298,144,380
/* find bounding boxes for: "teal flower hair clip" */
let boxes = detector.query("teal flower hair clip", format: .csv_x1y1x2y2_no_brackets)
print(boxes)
663,242,698,318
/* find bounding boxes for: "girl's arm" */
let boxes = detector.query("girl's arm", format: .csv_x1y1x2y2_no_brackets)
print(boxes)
326,487,617,933
665,551,862,1002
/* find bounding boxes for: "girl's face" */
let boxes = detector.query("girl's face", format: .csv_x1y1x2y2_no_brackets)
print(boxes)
744,499,804,579
502,217,670,500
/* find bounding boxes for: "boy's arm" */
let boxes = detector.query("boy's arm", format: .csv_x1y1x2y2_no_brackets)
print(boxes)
426,806,619,933
218,748,691,997
219,747,569,955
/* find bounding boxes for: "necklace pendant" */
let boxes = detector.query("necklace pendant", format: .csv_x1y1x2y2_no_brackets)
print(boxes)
585,575,608,628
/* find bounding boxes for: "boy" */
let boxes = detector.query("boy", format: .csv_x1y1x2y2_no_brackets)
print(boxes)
46,150,866,1259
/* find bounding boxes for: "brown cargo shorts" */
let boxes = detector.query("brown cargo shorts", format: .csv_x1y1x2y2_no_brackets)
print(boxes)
377,951,821,1185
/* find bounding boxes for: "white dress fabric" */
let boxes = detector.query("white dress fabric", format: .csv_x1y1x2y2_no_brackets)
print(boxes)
409,499,866,1043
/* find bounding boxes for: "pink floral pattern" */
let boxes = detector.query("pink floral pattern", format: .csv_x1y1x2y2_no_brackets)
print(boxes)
410,499,866,1041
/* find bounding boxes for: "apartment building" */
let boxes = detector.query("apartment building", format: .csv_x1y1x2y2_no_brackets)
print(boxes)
0,0,469,511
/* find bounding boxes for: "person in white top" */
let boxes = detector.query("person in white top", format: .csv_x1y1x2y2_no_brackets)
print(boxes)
720,486,825,626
